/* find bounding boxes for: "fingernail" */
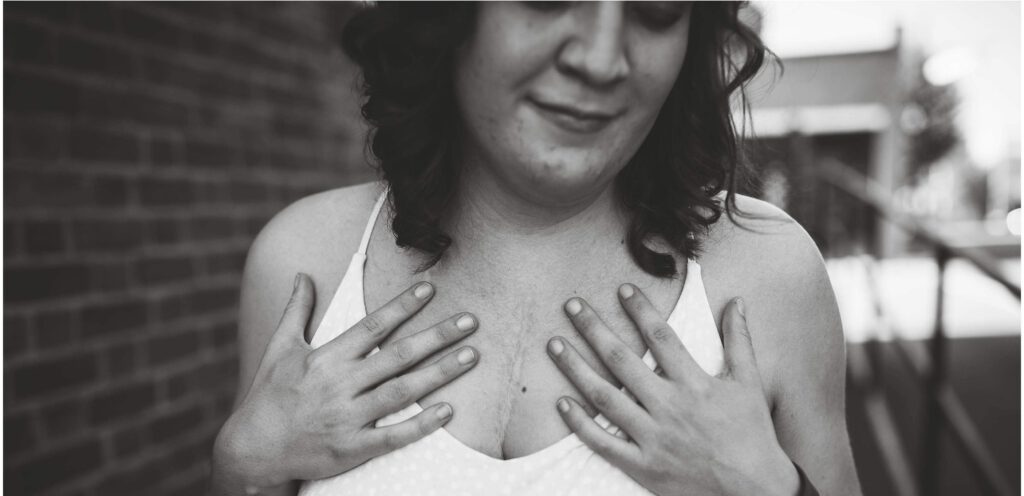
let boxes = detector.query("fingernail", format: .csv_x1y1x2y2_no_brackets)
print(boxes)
457,348,476,365
557,398,570,413
414,283,433,299
436,403,452,420
619,284,634,299
294,273,302,290
456,314,476,332
548,338,564,356
735,298,745,317
565,299,582,316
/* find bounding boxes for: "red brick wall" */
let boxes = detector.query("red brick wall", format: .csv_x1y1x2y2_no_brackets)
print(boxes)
4,3,371,494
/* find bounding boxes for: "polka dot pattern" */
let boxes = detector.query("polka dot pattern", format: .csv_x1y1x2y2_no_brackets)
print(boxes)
298,195,725,495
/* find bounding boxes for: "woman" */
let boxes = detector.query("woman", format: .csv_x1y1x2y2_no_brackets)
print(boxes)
212,2,862,495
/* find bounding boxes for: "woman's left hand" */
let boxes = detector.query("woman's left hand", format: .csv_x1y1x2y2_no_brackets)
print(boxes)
547,284,800,496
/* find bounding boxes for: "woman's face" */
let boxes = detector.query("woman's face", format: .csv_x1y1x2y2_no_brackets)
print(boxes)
454,1,693,204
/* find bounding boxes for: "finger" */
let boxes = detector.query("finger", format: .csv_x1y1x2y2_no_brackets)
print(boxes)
320,282,435,359
723,298,760,385
563,298,661,405
359,313,478,387
275,273,315,348
547,337,652,438
557,397,642,470
618,283,705,384
362,403,453,458
362,346,478,418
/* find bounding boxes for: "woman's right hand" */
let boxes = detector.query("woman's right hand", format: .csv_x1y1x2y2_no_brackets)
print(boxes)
212,273,479,492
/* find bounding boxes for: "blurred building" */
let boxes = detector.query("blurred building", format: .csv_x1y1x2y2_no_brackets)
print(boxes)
742,33,916,257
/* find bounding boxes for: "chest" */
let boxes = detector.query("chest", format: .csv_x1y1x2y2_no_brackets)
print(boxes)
363,252,684,459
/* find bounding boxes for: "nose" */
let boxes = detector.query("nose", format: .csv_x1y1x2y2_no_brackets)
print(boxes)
556,2,631,87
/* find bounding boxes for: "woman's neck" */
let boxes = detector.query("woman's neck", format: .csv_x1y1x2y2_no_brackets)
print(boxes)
431,164,629,277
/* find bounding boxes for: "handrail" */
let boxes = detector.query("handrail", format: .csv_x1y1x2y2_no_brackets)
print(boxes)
817,160,1018,496
818,159,1021,299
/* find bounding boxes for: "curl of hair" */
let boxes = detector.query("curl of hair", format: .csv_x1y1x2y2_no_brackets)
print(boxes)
343,2,770,277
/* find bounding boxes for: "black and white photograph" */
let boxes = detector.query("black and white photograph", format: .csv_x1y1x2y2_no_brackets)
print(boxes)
4,2,1020,495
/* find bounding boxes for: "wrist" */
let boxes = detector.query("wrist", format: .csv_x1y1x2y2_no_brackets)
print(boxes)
212,414,288,490
754,448,800,496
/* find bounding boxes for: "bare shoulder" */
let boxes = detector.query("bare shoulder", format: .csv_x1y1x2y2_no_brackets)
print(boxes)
233,181,385,406
697,193,845,409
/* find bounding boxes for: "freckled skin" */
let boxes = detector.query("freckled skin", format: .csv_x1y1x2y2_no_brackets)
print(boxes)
453,2,692,204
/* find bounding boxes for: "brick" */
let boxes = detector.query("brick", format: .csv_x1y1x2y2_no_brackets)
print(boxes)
210,321,236,349
137,255,194,284
149,404,203,443
4,121,64,161
4,314,30,358
103,342,137,379
145,217,185,245
92,460,162,495
4,220,23,258
71,218,143,253
149,136,182,166
4,168,92,209
228,181,269,203
165,369,191,401
128,91,191,127
89,261,131,292
11,353,97,400
157,296,190,327
55,34,136,79
111,424,146,459
39,396,86,439
67,126,141,164
34,308,76,350
4,263,90,302
9,437,103,493
190,215,236,241
23,220,65,254
206,249,246,276
4,71,81,115
185,138,240,167
190,286,237,314
139,177,195,206
146,330,199,366
94,175,130,207
88,381,156,425
5,413,37,456
81,299,147,340
120,7,190,49
5,1,76,22
75,2,123,32
162,436,209,473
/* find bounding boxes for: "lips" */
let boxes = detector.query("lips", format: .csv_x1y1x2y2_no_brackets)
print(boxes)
528,97,621,134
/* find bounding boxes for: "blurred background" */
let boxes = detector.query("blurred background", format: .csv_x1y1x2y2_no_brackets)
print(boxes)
3,2,1020,495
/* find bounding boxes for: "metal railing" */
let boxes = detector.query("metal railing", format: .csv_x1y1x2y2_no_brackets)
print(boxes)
818,160,1018,496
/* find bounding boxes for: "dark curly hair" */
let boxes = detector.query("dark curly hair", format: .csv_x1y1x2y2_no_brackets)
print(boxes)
342,2,770,278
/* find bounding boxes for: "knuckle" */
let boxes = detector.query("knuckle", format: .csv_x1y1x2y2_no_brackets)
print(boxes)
383,380,412,405
392,340,416,365
417,417,435,437
589,388,612,410
361,314,387,336
436,357,458,379
383,428,404,450
606,346,629,366
648,325,673,343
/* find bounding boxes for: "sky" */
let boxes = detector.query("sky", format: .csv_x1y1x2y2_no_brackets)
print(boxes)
756,1,1021,168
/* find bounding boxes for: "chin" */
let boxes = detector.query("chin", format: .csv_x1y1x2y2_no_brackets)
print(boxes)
519,154,614,203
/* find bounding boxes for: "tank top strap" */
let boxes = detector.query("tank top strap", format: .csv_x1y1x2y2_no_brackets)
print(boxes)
356,188,389,256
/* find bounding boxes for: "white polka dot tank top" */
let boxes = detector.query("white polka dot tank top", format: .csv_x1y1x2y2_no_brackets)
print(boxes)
299,191,726,496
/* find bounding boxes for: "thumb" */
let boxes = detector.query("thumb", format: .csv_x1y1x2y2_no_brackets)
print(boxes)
275,272,316,346
722,297,760,385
